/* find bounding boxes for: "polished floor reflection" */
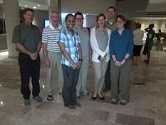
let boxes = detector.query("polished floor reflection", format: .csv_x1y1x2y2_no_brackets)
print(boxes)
0,51,166,125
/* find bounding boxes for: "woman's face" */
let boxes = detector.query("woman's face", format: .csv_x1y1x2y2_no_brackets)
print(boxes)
97,16,105,28
66,15,75,30
116,17,125,29
75,14,83,27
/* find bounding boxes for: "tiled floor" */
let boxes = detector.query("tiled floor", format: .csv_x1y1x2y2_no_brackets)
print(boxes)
0,51,166,125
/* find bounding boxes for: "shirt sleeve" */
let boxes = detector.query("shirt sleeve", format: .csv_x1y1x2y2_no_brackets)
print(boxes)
36,28,42,43
75,33,80,45
109,32,115,56
42,28,48,43
12,25,20,43
59,31,66,44
127,31,134,56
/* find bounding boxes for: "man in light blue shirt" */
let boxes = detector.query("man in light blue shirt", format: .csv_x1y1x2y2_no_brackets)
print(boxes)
58,14,82,109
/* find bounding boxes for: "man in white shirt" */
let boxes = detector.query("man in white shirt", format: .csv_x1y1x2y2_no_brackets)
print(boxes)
133,23,144,65
42,10,63,101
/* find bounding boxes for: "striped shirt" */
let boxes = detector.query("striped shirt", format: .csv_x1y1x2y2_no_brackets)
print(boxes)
42,23,61,53
59,27,80,67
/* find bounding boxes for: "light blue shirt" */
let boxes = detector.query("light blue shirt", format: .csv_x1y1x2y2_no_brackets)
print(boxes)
59,27,80,67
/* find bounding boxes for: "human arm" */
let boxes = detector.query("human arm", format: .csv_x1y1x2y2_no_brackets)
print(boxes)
90,28,106,58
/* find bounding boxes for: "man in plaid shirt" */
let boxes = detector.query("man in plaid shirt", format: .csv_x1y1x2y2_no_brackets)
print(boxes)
58,14,82,109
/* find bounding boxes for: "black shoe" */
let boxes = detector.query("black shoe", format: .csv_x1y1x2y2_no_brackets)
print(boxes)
111,98,118,104
47,95,54,101
91,96,97,100
33,96,43,102
24,99,31,106
75,102,81,107
99,96,105,100
67,105,76,109
119,100,128,105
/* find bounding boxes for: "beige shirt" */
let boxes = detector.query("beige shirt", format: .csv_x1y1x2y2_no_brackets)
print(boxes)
133,29,144,45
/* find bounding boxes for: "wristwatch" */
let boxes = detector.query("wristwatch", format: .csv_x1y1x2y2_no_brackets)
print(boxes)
79,58,83,62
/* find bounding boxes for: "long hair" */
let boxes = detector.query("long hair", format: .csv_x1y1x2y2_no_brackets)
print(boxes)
96,13,106,28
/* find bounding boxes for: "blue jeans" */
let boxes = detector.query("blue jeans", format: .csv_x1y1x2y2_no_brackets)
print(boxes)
62,65,80,105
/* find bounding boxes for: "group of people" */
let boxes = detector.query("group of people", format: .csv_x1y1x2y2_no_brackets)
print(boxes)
12,6,134,109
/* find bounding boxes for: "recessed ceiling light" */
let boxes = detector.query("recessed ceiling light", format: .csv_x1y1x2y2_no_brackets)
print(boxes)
33,6,37,9
0,101,4,106
37,4,40,7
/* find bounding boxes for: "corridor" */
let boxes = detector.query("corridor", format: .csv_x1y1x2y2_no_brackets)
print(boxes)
0,51,165,125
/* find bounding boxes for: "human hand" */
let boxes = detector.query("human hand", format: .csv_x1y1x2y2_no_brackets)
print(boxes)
120,59,126,65
112,55,116,62
76,61,82,69
30,52,38,60
71,63,77,69
45,57,50,67
115,61,121,67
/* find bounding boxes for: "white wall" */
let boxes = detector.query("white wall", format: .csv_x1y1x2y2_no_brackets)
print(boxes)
134,18,166,33
61,0,116,14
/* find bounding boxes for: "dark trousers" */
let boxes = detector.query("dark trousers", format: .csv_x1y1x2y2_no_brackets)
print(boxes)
104,60,111,91
18,53,40,99
62,65,80,105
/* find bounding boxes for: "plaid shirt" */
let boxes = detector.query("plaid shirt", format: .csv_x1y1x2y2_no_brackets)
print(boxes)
59,27,80,67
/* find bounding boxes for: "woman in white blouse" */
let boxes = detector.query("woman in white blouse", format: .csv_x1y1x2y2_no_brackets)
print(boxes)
90,13,111,100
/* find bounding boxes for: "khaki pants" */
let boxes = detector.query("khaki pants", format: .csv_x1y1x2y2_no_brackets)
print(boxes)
47,52,63,96
76,59,89,96
110,60,131,101
93,61,108,94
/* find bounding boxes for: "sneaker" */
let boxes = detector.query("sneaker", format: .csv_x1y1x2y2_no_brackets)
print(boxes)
75,102,81,107
111,98,118,104
33,96,43,102
68,105,76,109
64,104,76,109
24,99,31,106
47,94,54,101
120,100,128,105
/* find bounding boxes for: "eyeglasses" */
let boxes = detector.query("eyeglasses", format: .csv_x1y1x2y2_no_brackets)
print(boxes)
76,18,83,20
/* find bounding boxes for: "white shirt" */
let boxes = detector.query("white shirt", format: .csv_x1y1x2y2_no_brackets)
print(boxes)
42,23,62,53
90,27,111,63
133,29,144,45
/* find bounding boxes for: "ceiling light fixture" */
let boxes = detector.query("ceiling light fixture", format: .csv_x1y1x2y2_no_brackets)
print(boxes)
33,6,37,9
37,4,40,7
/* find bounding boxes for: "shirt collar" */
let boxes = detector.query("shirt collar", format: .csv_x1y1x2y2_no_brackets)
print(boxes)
49,22,61,30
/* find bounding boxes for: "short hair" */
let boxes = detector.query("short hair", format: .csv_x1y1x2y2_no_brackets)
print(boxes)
116,14,126,22
107,6,116,12
136,23,141,29
65,14,74,22
74,11,83,19
22,8,34,16
50,10,58,16
96,13,106,22
149,24,154,29
21,8,34,22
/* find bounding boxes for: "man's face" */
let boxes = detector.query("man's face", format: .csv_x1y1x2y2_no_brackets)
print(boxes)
23,10,33,24
66,16,75,30
107,8,116,19
75,14,83,27
116,17,125,29
51,12,59,26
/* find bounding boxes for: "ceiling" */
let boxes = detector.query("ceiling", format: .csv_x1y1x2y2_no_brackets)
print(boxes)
18,0,48,10
1,0,166,14
149,0,166,4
